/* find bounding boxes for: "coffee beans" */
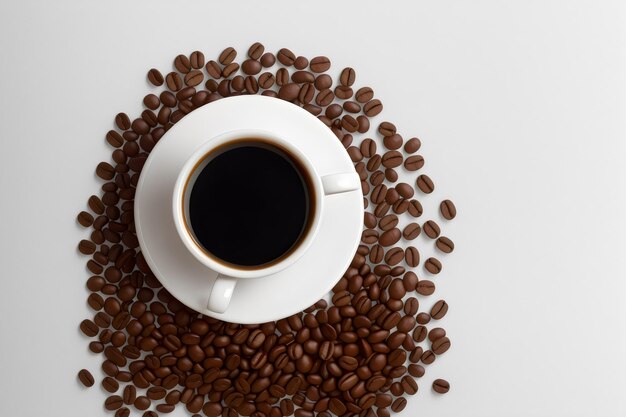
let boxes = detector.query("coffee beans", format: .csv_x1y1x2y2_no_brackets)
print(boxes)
425,257,442,274
310,56,331,72
430,300,449,320
78,369,94,387
436,236,455,253
433,378,450,394
416,174,435,193
79,43,458,416
423,220,441,239
440,199,457,220
147,68,164,86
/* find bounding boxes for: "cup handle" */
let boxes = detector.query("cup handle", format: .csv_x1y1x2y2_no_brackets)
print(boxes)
321,172,361,195
207,274,237,313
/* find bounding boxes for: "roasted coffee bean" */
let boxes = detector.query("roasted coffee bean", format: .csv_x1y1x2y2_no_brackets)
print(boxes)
258,72,275,89
222,62,239,78
364,99,383,116
404,137,421,153
278,83,300,101
355,86,374,103
369,245,384,263
80,319,99,337
436,236,455,253
401,375,418,395
165,72,183,91
134,396,151,410
421,350,436,364
423,220,440,238
102,376,119,393
174,54,191,73
88,195,105,214
405,246,420,267
403,298,419,316
416,174,435,193
342,115,359,133
335,86,353,100
381,151,402,168
402,223,421,242
78,240,96,255
394,183,413,199
416,312,431,325
360,138,376,158
425,257,442,274
433,378,450,393
242,59,262,75
78,369,94,387
343,101,360,113
430,300,448,319
188,51,205,69
247,42,264,60
432,336,451,354
277,48,296,66
184,70,203,87
369,171,384,186
310,56,331,72
115,408,130,417
416,280,435,296
384,247,404,265
383,134,403,151
391,397,407,412
428,327,446,343
377,215,397,233
370,184,387,204
219,47,237,65
205,60,222,79
106,130,124,148
440,199,457,220
357,115,370,133
260,52,276,67
378,228,400,247
316,89,334,106
413,326,428,343
407,199,423,217
404,155,424,171
147,68,164,86
374,202,390,218
105,395,124,410
293,56,309,70
402,271,418,291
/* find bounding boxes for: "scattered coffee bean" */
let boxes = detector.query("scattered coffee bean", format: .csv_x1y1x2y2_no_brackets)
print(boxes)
379,228,401,247
430,300,448,320
416,280,436,296
383,134,403,151
310,56,331,72
423,220,440,239
405,246,420,267
433,378,450,394
78,369,94,387
432,336,451,354
424,257,442,274
416,174,435,193
219,47,237,65
440,199,457,220
404,137,421,153
404,155,424,171
364,99,383,116
436,236,455,253
147,68,164,86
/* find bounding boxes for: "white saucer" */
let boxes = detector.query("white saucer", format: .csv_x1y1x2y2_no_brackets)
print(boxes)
135,96,363,324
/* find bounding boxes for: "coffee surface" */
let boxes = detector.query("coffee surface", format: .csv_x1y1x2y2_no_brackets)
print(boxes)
188,142,310,267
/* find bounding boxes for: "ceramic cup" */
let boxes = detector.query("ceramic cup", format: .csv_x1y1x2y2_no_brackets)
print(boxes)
172,129,360,313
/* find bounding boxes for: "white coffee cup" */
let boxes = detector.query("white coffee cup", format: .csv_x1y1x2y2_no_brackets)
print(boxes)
172,129,360,314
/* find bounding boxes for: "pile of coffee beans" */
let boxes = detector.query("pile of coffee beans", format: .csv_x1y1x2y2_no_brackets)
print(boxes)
77,43,456,417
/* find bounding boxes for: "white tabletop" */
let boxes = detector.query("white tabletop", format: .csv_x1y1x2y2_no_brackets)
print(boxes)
0,1,624,416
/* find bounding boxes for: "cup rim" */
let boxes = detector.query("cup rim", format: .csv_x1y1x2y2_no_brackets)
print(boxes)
172,128,324,279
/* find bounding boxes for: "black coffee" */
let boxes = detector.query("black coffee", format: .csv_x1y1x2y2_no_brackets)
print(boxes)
188,140,313,267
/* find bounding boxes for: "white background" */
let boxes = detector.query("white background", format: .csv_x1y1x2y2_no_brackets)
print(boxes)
1,0,625,416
